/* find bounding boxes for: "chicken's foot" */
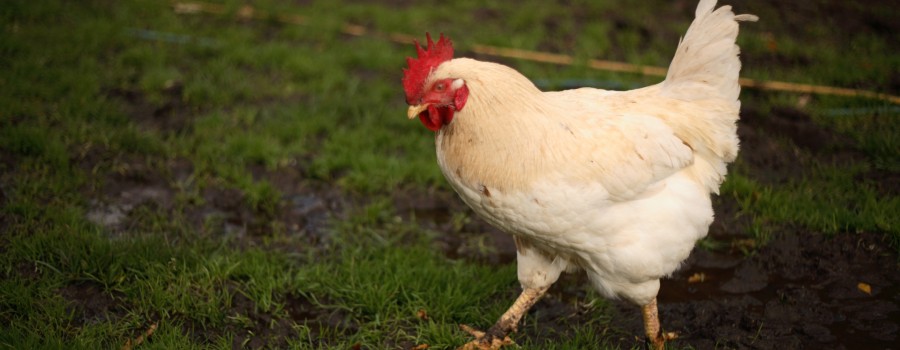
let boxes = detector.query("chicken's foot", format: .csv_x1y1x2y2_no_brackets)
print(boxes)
458,286,549,350
641,298,678,350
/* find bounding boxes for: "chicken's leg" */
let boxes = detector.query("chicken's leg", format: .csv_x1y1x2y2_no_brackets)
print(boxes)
642,297,677,350
458,286,549,350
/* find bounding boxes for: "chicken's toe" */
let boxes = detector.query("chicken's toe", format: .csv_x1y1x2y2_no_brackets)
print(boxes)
457,324,513,350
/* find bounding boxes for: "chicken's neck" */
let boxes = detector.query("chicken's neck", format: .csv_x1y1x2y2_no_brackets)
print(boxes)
434,60,570,193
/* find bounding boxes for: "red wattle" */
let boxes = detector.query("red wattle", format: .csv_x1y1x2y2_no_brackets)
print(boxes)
442,108,454,125
417,105,455,132
419,112,440,131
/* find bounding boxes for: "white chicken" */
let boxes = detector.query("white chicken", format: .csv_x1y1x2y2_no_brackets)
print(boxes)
402,1,757,349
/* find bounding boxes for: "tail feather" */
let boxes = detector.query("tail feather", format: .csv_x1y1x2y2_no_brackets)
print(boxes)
662,0,757,104
656,0,756,193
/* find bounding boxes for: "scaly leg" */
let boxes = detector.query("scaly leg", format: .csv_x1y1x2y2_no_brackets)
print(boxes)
458,286,549,350
642,297,677,350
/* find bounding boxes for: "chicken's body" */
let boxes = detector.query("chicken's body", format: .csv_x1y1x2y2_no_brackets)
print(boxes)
402,1,756,348
437,76,716,306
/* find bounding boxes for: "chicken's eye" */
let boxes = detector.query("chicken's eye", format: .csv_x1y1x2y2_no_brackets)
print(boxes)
434,83,444,91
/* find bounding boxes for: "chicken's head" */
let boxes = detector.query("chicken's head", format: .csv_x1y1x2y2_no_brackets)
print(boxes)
402,33,469,131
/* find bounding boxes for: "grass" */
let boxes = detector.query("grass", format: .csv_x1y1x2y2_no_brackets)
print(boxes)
1,0,897,349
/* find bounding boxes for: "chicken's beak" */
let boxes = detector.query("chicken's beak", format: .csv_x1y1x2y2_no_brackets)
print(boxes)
407,104,429,119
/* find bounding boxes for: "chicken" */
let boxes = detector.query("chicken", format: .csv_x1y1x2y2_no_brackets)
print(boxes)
401,1,756,349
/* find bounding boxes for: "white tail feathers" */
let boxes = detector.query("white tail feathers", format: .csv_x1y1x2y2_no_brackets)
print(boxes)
656,0,757,192
662,0,757,104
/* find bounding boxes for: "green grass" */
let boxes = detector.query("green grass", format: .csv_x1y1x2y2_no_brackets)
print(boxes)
1,0,897,349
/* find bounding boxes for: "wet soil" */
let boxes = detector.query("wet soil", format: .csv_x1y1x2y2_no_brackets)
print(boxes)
650,230,900,350
56,282,129,328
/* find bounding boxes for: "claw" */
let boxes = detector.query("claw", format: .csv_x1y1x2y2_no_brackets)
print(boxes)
649,331,679,350
459,324,485,338
457,286,547,350
457,324,513,350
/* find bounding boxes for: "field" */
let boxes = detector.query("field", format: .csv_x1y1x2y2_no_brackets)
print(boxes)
1,0,898,349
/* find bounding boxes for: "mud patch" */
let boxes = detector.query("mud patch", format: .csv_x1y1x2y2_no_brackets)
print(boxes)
393,188,517,265
80,151,346,251
108,83,193,134
282,293,358,345
57,281,128,327
168,284,353,348
227,292,299,349
736,106,864,186
601,230,900,349
13,262,42,281
82,155,183,236
250,164,349,247
180,289,355,349
856,167,900,198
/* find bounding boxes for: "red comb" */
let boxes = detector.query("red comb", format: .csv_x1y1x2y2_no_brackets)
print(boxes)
402,33,454,104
